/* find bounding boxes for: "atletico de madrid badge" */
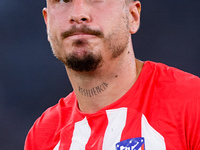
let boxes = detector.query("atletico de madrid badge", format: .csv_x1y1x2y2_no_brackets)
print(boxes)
116,137,145,150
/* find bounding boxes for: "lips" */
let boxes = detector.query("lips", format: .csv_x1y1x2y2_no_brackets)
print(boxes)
68,32,97,39
61,25,104,40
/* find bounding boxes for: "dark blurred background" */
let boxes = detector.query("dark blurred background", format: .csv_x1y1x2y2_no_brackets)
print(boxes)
0,0,199,149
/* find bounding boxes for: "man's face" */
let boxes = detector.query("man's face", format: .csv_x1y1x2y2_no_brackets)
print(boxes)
43,0,135,72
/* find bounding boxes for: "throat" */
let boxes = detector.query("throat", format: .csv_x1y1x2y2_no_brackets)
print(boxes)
78,82,109,98
70,59,144,114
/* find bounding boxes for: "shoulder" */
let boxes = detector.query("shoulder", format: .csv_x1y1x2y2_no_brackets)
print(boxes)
24,92,76,150
35,92,76,127
142,61,200,149
143,61,200,125
146,61,200,105
145,61,200,90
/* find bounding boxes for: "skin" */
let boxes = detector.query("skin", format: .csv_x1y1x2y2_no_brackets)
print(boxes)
43,0,143,114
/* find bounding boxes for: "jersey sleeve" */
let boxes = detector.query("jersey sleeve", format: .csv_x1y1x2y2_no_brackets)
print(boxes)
24,105,61,150
185,76,200,149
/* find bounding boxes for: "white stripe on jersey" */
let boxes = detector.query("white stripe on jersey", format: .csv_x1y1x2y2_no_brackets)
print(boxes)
53,141,60,150
141,114,166,150
53,109,166,150
102,108,127,150
69,117,91,150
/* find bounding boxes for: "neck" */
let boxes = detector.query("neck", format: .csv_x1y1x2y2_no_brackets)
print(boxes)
66,48,144,114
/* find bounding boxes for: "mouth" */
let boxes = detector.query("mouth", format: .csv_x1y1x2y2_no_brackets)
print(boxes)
61,25,104,40
68,32,97,39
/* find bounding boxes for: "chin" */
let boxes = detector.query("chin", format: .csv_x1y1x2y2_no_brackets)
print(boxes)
65,52,102,72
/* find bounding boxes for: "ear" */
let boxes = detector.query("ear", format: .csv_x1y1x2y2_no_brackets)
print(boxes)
42,8,48,30
128,1,141,34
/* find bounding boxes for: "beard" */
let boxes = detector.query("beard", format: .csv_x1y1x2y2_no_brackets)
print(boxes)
65,38,103,72
48,21,129,72
66,51,102,72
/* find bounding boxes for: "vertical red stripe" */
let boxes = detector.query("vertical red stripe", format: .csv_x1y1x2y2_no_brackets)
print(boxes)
59,114,86,149
85,112,108,150
59,123,76,149
120,109,142,141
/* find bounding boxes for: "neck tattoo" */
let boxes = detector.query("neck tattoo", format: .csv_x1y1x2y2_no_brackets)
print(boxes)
79,82,109,97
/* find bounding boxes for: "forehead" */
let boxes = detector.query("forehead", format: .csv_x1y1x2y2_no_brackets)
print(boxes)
45,0,128,4
45,0,130,11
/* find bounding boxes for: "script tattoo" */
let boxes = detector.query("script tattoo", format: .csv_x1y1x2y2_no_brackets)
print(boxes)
79,82,109,97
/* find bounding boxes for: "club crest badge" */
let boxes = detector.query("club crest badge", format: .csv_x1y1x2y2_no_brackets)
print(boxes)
116,137,145,150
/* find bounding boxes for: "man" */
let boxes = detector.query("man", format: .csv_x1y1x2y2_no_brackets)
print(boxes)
25,0,200,149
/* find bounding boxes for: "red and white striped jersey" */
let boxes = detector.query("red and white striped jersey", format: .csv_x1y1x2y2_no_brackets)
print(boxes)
25,61,200,150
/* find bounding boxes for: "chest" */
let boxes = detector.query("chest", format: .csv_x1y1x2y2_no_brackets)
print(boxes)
55,107,167,150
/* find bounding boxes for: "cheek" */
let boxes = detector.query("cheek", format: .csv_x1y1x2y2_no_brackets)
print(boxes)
94,7,129,35
47,8,70,34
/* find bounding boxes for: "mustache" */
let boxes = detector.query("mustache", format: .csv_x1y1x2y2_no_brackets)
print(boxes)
61,25,104,39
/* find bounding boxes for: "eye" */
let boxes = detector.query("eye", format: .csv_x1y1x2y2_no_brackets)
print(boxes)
85,0,104,3
60,0,71,3
91,0,104,2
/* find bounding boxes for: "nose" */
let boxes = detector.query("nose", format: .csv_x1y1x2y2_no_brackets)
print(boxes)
69,0,91,24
